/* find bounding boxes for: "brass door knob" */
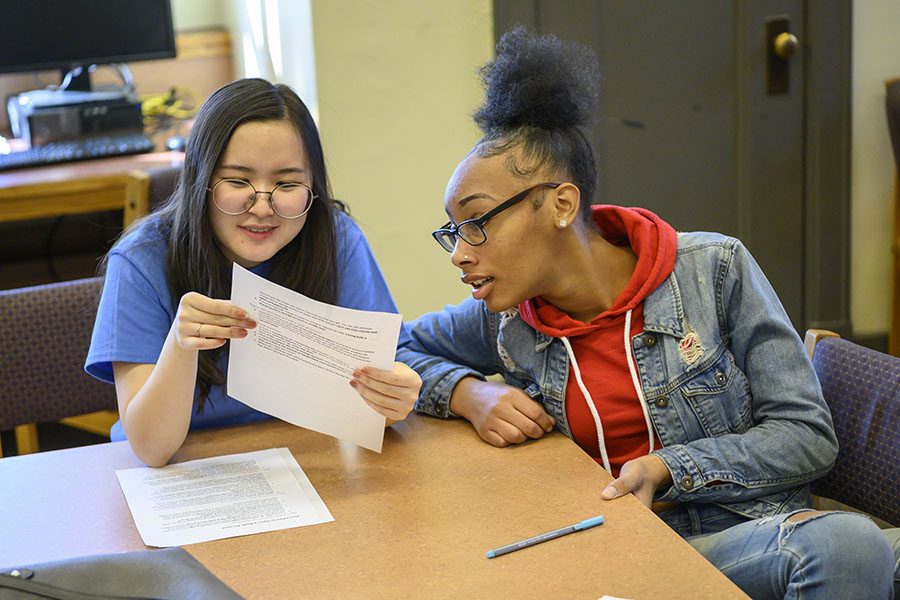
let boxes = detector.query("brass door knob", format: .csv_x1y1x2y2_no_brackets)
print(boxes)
774,32,799,58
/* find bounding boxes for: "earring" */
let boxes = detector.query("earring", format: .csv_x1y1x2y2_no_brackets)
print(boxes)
558,219,568,228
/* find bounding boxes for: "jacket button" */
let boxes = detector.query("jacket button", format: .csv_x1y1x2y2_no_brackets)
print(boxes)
653,396,668,408
645,334,657,347
681,476,694,489
715,371,726,385
435,404,445,416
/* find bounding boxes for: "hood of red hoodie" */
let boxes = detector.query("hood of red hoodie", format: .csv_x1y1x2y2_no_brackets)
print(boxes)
519,205,677,337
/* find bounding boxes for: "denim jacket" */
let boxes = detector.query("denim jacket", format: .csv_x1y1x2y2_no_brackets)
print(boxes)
399,232,838,537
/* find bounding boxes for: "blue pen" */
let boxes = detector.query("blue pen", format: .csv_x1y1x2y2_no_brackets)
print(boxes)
486,515,604,558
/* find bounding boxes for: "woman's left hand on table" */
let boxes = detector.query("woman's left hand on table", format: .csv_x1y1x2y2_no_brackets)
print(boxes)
601,454,673,508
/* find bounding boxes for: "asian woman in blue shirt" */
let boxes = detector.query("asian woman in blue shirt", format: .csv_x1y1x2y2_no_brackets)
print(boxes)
86,78,420,467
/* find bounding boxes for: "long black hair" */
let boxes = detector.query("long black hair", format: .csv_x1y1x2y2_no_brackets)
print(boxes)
473,26,601,228
128,78,344,408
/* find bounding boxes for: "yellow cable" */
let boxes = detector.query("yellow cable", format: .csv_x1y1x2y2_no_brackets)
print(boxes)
140,87,200,121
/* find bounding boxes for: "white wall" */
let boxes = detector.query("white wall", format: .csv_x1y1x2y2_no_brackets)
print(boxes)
170,0,226,31
311,0,493,320
851,0,900,335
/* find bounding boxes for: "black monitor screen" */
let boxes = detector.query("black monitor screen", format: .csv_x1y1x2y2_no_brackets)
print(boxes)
0,0,176,76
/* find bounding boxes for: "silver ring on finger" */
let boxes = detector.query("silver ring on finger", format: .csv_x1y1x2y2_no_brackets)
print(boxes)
196,324,203,338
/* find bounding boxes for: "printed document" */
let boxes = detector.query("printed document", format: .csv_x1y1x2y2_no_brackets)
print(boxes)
228,263,402,452
116,448,333,547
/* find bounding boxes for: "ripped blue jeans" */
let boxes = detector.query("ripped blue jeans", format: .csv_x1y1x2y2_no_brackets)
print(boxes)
686,510,898,599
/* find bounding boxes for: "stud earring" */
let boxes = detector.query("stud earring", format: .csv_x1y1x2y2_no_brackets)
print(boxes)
559,219,568,228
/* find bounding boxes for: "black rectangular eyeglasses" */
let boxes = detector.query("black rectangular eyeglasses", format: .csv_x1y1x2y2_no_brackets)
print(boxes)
431,182,561,252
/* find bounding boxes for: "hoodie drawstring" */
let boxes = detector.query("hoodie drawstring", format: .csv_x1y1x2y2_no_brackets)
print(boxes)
561,335,611,473
560,308,655,475
624,309,655,454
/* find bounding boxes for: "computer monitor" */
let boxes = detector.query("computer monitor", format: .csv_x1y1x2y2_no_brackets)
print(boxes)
0,0,176,91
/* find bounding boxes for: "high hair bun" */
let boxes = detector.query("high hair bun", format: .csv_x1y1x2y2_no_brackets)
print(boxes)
473,25,600,134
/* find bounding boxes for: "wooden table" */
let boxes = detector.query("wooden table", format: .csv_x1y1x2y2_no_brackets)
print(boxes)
0,150,184,226
0,416,749,599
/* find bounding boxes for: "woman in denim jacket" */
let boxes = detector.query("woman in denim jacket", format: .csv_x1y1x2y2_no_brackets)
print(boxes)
399,27,899,599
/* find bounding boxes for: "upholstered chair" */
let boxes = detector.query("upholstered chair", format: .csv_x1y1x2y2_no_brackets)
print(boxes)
805,329,900,526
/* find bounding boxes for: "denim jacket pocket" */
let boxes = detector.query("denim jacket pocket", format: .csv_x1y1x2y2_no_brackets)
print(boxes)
679,348,753,437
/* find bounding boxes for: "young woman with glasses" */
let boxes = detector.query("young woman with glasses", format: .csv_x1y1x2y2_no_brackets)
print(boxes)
399,27,898,599
86,78,420,467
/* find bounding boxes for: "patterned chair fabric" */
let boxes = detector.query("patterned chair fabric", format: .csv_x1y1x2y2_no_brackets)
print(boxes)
810,336,900,526
0,277,117,430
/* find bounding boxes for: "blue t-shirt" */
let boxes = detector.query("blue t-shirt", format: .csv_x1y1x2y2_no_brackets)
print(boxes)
85,211,408,441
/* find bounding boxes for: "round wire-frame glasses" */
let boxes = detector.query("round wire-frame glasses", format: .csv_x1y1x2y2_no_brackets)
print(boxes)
431,182,562,252
208,179,317,220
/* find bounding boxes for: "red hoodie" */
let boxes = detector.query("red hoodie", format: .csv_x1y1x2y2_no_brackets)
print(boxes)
519,205,677,476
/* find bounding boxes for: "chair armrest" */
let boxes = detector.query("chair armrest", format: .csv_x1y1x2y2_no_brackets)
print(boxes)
804,329,840,360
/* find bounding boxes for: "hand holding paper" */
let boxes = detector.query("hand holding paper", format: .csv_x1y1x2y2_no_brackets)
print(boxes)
228,263,404,452
173,291,257,351
351,362,421,425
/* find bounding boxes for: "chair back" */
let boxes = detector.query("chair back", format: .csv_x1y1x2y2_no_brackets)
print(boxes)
124,165,181,227
145,165,181,212
0,277,117,430
809,334,900,526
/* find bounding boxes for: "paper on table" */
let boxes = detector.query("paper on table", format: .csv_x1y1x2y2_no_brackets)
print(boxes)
116,448,333,547
228,263,402,452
